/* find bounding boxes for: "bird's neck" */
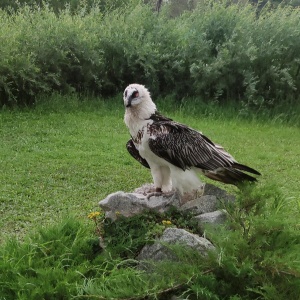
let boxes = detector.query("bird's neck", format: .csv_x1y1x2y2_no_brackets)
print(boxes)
124,103,156,138
124,99,156,123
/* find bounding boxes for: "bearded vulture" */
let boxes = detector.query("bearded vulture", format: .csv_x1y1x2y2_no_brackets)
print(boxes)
123,83,260,195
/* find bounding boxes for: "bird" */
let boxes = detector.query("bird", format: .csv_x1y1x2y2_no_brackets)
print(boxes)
123,83,260,196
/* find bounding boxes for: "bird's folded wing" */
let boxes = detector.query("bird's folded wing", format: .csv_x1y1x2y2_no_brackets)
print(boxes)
148,121,234,171
126,139,150,169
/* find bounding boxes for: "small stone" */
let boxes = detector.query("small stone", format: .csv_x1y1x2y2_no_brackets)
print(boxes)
193,210,227,230
179,195,218,215
202,183,235,203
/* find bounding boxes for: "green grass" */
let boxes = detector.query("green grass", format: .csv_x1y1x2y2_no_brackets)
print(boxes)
0,96,150,241
1,187,299,299
0,94,299,242
0,94,300,299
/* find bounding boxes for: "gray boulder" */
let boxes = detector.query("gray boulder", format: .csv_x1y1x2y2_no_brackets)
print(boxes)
99,189,180,220
137,228,215,261
99,183,234,220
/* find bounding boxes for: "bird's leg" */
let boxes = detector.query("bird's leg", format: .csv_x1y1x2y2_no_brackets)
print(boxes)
147,167,174,199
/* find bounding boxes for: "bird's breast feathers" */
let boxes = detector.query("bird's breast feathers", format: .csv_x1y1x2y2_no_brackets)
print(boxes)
130,121,165,160
131,121,169,146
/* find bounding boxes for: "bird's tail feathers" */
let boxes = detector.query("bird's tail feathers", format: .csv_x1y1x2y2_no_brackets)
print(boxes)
204,167,258,186
232,163,261,175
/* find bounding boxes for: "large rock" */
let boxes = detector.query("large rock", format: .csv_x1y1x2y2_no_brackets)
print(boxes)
99,189,180,220
137,228,215,261
99,183,234,220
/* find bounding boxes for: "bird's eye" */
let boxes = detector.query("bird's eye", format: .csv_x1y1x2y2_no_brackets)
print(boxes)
132,91,139,98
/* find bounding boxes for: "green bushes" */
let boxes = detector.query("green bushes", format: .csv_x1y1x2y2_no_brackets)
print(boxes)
0,0,129,15
1,0,300,109
179,1,300,108
0,4,105,105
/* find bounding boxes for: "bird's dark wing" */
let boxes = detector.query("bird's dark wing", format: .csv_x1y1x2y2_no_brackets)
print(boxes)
148,121,239,171
126,139,150,169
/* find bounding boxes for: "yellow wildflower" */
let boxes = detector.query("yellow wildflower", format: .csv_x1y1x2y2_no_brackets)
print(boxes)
88,211,101,219
162,220,172,226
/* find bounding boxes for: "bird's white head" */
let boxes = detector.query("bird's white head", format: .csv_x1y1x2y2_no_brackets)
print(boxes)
123,83,156,121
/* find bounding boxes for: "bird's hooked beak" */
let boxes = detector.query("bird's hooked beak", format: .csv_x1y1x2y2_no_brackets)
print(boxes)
124,88,140,108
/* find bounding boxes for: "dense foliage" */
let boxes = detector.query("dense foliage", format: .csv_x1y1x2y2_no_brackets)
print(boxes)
1,0,300,109
0,0,130,14
1,0,300,14
0,0,299,109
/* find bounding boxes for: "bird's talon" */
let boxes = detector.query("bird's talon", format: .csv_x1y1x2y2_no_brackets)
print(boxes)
146,190,175,200
146,192,162,200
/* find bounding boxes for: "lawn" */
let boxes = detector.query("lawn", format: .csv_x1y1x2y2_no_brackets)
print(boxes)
0,94,299,242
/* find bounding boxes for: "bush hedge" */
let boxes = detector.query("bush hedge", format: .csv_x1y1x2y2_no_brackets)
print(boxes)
1,0,300,108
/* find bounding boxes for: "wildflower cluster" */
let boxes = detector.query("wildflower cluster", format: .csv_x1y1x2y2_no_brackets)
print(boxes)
88,211,102,219
87,210,105,245
162,220,172,226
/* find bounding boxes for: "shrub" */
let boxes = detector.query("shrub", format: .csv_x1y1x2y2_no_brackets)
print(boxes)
1,0,300,110
196,184,300,299
0,0,129,15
